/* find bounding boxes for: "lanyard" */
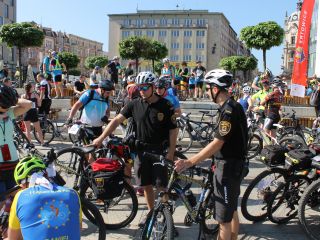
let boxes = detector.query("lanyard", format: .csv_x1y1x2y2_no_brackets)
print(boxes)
0,120,6,142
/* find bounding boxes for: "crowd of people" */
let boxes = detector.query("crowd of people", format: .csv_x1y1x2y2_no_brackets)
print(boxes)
0,51,303,240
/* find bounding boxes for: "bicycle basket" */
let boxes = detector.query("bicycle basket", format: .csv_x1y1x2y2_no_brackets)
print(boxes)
87,158,124,200
260,145,287,166
284,149,314,171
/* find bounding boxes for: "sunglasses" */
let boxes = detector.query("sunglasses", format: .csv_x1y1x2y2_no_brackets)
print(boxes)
138,85,151,91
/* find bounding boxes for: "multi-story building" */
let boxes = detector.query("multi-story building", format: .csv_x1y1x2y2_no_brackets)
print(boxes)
0,0,17,72
282,0,320,78
21,24,103,74
108,10,251,73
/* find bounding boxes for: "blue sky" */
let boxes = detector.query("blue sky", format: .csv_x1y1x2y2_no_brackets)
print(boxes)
17,0,297,75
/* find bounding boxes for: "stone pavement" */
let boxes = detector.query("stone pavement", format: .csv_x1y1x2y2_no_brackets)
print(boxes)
35,141,309,240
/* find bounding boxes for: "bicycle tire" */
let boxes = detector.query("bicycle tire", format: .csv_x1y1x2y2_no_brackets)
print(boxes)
34,119,55,144
176,125,193,153
81,180,138,230
201,190,219,235
298,178,320,240
279,128,311,145
267,175,310,224
81,197,106,240
141,207,174,240
278,135,307,150
247,133,263,160
241,167,287,222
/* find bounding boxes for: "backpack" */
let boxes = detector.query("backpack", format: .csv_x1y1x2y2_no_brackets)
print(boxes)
79,90,95,118
310,89,320,106
260,145,288,166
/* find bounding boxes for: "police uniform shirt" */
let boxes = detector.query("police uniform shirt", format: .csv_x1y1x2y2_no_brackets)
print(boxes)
121,97,177,144
214,98,248,160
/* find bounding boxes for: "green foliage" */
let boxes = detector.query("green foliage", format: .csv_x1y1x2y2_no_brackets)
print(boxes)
154,61,163,76
144,40,168,71
219,56,258,79
84,56,109,69
0,22,44,48
58,52,80,70
240,21,284,70
68,69,81,76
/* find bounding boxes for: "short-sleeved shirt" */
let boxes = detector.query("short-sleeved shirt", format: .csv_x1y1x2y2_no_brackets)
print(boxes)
251,88,272,109
189,77,196,85
74,81,85,92
42,56,51,74
50,58,62,77
107,62,120,77
40,79,51,99
79,90,109,127
0,109,18,169
164,93,180,110
9,184,81,240
264,89,283,116
214,98,248,160
120,97,177,144
193,66,206,80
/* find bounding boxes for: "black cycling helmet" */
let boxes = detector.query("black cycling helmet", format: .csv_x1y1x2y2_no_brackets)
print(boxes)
155,77,169,89
0,84,18,109
99,80,115,91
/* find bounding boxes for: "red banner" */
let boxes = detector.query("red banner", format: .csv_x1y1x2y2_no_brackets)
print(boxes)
291,0,315,97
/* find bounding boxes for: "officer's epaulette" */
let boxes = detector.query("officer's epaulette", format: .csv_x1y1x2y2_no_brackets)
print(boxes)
224,99,235,115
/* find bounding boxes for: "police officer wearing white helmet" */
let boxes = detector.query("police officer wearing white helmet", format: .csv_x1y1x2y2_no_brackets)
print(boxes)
92,71,178,226
175,69,248,240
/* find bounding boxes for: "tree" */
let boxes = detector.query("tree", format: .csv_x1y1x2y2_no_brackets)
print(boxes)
0,22,44,68
84,56,109,69
219,56,257,81
58,51,80,71
144,40,168,72
119,36,150,73
240,21,284,70
154,61,163,76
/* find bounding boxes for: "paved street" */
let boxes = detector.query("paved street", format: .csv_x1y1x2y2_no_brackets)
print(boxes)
35,140,309,240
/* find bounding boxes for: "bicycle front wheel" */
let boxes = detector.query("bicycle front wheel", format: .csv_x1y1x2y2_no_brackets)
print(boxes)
176,125,192,153
141,207,174,240
241,167,287,222
247,133,263,160
298,178,320,240
34,119,55,144
81,197,106,240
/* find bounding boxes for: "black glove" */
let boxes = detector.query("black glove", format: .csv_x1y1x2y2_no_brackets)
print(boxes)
65,118,72,126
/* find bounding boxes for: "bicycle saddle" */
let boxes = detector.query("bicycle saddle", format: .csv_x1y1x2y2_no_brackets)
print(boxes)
74,146,96,154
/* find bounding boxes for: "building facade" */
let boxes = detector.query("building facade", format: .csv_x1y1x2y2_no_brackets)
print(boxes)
108,10,251,73
282,0,320,78
21,24,103,74
0,0,17,72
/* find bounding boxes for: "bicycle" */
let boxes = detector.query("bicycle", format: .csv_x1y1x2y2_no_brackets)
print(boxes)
176,110,217,153
12,119,30,158
141,154,219,240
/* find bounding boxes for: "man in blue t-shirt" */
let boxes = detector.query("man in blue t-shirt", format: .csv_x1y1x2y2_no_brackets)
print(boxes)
155,77,181,117
66,80,114,140
42,50,53,81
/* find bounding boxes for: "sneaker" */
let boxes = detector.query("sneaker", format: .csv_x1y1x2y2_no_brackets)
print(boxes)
138,214,148,228
41,142,49,147
136,187,144,196
54,96,60,99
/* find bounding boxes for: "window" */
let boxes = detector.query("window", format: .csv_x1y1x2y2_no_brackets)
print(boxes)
196,55,204,61
159,30,167,37
4,4,9,18
171,42,179,49
160,18,167,26
123,19,131,26
147,30,154,37
10,0,14,6
184,30,192,37
172,18,179,25
196,30,205,37
134,30,142,36
184,18,192,26
183,55,192,61
172,30,179,37
197,19,205,26
184,43,192,49
196,42,205,49
0,16,3,26
147,19,155,26
291,36,296,45
171,55,179,61
136,19,143,27
122,31,130,38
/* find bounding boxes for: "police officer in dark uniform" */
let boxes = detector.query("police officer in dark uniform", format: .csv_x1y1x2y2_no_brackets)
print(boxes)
92,71,178,223
175,69,248,240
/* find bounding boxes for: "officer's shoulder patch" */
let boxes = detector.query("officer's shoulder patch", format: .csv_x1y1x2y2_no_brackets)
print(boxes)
219,120,231,136
224,105,233,115
171,114,176,124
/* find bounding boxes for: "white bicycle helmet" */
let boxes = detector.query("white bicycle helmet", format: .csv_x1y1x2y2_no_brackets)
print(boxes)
135,71,156,85
162,58,170,64
127,75,136,84
243,86,251,93
204,69,233,88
